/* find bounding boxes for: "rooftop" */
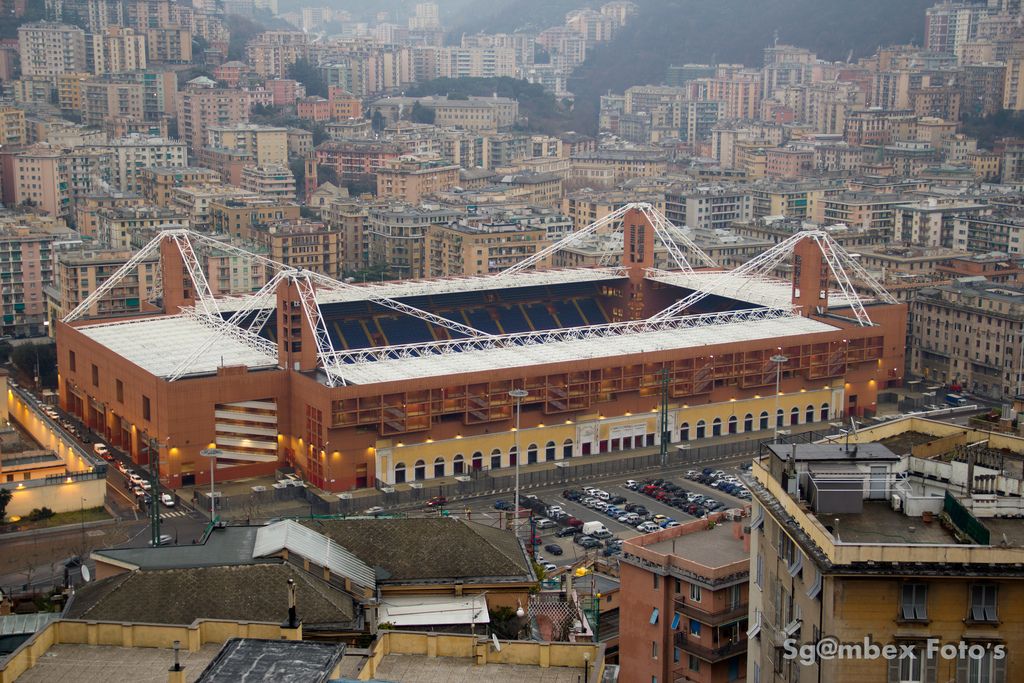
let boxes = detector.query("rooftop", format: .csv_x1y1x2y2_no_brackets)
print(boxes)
10,643,221,683
196,638,344,683
91,525,261,570
831,501,955,545
372,653,586,683
643,520,749,566
74,315,278,379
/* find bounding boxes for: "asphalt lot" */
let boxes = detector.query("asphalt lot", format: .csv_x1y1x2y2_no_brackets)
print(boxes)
452,460,755,567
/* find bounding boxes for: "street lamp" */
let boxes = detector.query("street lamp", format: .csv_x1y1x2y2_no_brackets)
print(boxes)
200,448,222,521
771,354,789,443
509,388,528,541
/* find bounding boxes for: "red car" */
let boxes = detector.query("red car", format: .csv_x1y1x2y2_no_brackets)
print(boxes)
426,496,448,507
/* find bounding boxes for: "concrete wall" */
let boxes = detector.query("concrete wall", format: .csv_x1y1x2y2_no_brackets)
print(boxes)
3,476,106,517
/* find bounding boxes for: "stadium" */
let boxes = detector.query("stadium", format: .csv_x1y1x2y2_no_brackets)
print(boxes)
55,204,907,491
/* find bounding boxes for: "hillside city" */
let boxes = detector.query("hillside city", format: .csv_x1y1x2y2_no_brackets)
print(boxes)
0,0,1023,681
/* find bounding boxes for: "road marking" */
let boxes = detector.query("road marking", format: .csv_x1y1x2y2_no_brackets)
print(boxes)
86,530,105,537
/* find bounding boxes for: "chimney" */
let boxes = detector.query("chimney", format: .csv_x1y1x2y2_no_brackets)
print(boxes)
167,640,184,683
280,577,303,640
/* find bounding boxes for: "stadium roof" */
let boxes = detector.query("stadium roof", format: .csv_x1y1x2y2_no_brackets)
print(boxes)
647,270,863,310
325,312,837,385
76,315,279,379
214,267,627,313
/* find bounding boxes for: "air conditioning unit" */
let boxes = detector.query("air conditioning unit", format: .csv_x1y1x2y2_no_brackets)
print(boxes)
891,494,903,512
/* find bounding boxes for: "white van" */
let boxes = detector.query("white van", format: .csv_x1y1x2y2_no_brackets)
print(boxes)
582,521,611,538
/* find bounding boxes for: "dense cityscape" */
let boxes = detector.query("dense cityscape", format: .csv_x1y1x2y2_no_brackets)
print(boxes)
0,0,1022,681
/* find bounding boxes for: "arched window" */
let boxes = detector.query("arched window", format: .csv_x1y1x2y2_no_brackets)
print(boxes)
820,403,830,421
744,413,754,432
490,448,502,470
712,417,722,436
472,452,483,470
509,446,518,465
680,422,690,441
413,460,426,481
394,462,406,484
776,408,785,428
696,420,706,439
433,456,445,478
806,404,815,423
545,441,556,461
760,411,769,430
790,406,800,425
453,454,465,475
728,415,738,434
563,438,574,458
527,444,538,464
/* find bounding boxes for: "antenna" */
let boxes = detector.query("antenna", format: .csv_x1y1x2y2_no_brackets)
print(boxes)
81,565,91,582
491,633,502,651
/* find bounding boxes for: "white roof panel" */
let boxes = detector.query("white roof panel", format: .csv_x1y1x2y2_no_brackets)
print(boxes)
648,270,863,309
329,314,837,385
254,520,376,590
76,315,278,378
377,594,490,627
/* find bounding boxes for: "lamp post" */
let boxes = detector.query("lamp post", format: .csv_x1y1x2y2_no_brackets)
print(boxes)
200,448,222,521
80,496,87,551
509,388,528,541
771,354,789,443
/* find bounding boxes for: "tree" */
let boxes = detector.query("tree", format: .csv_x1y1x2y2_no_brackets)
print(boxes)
0,488,11,521
287,57,326,98
371,110,386,132
226,14,265,61
11,342,58,389
317,163,338,186
410,101,435,124
0,339,11,363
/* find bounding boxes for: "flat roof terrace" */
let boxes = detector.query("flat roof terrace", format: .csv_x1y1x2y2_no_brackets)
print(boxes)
12,643,221,683
372,653,587,683
643,520,749,567
830,501,956,545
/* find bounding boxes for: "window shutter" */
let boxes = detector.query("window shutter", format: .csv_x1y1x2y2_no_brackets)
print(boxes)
887,653,899,683
955,654,969,682
924,650,937,683
993,651,1007,683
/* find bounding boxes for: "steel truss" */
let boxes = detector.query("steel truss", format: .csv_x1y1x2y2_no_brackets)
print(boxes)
648,229,897,325
293,271,344,388
320,306,792,372
498,202,717,277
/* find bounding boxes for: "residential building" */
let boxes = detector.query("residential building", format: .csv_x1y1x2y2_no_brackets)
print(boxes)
170,184,257,231
55,247,159,319
176,86,251,153
365,204,463,278
140,166,220,206
746,421,1024,682
0,106,26,145
210,196,301,238
244,30,313,78
241,218,343,277
73,193,147,239
894,199,990,248
144,26,191,64
953,210,1024,255
88,26,146,75
81,77,144,127
206,123,288,166
665,185,753,232
315,140,402,182
423,221,550,278
0,145,112,220
0,216,81,338
817,192,904,231
571,150,668,185
286,127,313,157
328,86,362,119
240,164,296,200
96,205,188,250
563,189,665,231
296,95,331,122
376,156,460,204
620,513,749,683
18,22,86,78
100,135,187,194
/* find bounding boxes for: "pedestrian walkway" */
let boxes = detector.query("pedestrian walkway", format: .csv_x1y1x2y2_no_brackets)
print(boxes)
159,510,189,519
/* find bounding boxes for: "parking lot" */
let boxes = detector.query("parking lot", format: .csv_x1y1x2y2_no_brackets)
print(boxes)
460,464,754,569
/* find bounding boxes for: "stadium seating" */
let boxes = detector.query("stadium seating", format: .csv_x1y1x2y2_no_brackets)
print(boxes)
465,308,501,334
498,305,531,333
576,298,609,325
552,300,585,328
337,319,371,349
524,303,557,330
378,316,435,346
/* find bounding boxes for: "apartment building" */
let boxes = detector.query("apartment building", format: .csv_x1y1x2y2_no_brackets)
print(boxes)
562,190,665,231
423,221,549,278
239,164,296,200
894,199,990,248
176,86,251,152
73,193,148,239
241,218,343,278
327,86,362,119
88,26,147,75
620,513,749,683
100,135,187,194
376,156,460,204
365,204,463,278
746,424,1024,682
18,22,87,78
244,30,313,78
140,166,220,206
571,151,668,185
144,26,191,64
210,196,301,238
432,98,519,132
206,123,288,166
81,77,144,127
0,145,111,220
315,140,402,182
953,211,1024,255
0,217,81,338
0,106,26,145
170,184,257,230
664,185,753,232
817,192,903,231
96,205,188,249
55,247,159,319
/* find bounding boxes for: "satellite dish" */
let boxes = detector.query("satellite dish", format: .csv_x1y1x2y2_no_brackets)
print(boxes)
491,633,501,652
81,565,91,582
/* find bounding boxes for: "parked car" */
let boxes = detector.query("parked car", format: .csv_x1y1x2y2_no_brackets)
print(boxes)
535,518,557,529
160,493,175,508
625,480,639,490
565,516,583,528
578,536,601,549
541,561,558,573
149,534,173,546
93,443,110,458
547,505,564,516
426,496,447,507
574,534,597,547
363,506,385,516
636,521,661,533
608,495,627,505
544,543,564,556
556,526,578,538
493,499,511,510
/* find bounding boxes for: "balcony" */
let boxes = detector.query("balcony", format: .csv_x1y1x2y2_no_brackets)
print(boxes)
673,597,749,627
673,630,747,664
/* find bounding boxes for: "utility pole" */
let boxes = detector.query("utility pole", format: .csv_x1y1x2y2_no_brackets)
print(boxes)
772,354,789,443
149,438,161,546
509,388,528,542
659,367,670,467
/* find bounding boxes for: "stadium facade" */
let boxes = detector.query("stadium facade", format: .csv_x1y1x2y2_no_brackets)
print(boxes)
55,205,906,491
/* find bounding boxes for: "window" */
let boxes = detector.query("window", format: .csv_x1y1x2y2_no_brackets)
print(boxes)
545,441,556,461
760,411,769,430
896,643,924,683
969,584,998,622
651,640,657,659
689,619,701,636
69,350,76,372
453,454,464,474
712,417,722,436
965,647,1002,683
653,573,659,590
688,654,700,672
755,553,763,588
649,607,659,624
394,462,406,483
674,647,681,663
490,448,501,470
696,420,706,438
526,443,538,464
116,379,123,403
142,395,151,421
690,583,702,602
413,460,426,481
91,364,99,387
433,457,445,478
900,584,928,622
562,438,573,458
